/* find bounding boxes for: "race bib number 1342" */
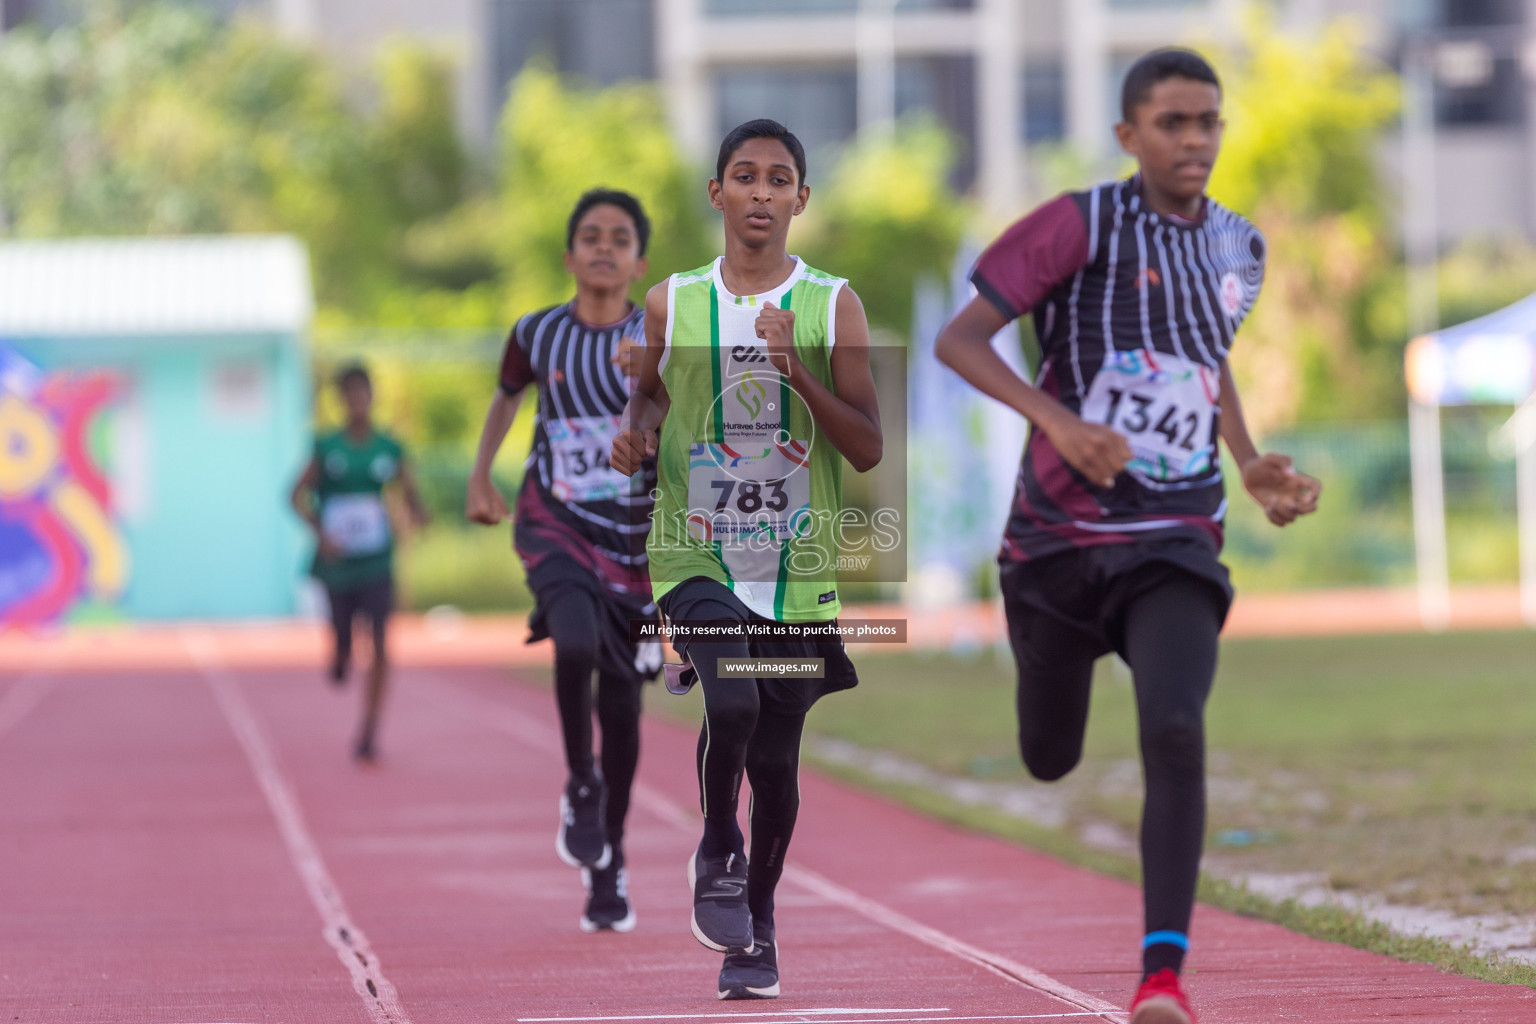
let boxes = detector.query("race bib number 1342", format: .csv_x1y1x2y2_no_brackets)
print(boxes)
1079,349,1220,486
547,415,639,502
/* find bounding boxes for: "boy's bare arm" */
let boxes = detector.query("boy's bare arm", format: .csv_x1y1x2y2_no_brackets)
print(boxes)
290,457,320,529
395,456,431,528
290,456,340,561
1218,360,1320,526
935,295,1131,489
466,388,524,524
611,282,671,475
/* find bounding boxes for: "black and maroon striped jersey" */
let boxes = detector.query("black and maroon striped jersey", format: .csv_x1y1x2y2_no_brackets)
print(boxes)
499,302,656,606
971,175,1266,562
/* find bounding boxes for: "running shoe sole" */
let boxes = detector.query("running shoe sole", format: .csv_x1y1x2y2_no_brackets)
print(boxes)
664,663,696,695
580,908,636,933
718,926,778,999
718,979,779,1000
1130,997,1193,1024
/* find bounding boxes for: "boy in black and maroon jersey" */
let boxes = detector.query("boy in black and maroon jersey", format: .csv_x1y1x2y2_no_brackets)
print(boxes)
936,49,1319,1024
466,188,661,935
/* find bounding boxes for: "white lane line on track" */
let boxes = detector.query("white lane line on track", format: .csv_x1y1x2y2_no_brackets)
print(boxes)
632,783,1124,1022
0,673,54,738
431,678,1126,1023
783,866,1123,1022
520,1014,1108,1023
185,631,414,1024
518,1010,948,1021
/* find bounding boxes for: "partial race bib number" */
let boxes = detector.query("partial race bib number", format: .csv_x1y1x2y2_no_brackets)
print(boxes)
1080,349,1220,486
685,440,811,547
547,415,639,503
321,493,391,556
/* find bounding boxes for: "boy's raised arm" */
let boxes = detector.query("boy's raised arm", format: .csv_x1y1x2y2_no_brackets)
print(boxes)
936,295,1131,490
757,286,882,472
611,281,671,475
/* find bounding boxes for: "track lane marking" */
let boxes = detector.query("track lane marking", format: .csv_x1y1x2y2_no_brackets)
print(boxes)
519,1010,948,1021
430,677,1126,1022
521,1014,1109,1023
0,673,54,738
186,631,414,1024
782,865,1123,1021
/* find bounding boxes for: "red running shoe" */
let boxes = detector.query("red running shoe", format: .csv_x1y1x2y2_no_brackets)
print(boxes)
1130,968,1196,1024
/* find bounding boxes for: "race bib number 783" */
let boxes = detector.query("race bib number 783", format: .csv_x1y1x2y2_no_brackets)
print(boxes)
685,441,811,543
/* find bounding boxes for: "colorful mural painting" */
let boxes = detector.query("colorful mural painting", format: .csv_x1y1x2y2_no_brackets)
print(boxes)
0,345,128,630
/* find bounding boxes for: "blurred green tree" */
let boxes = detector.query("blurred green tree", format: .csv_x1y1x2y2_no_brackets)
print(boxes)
1435,237,1536,331
1206,14,1401,432
797,119,968,338
495,64,713,321
0,1,480,318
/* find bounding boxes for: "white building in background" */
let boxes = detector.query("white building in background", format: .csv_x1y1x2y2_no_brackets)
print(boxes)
2,0,1534,238
649,0,1536,235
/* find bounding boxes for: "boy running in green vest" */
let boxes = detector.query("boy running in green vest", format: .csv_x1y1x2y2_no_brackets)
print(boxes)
612,119,883,1001
290,364,429,762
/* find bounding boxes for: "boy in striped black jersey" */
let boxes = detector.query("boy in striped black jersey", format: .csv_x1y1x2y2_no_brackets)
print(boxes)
936,50,1320,1024
612,119,882,1001
466,189,661,934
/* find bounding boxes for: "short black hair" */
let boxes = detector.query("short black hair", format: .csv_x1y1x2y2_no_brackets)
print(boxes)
1121,48,1221,123
566,188,651,257
334,363,370,390
715,119,807,188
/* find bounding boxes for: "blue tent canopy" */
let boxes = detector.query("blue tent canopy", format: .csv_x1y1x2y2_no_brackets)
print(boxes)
1407,291,1536,406
1404,290,1536,631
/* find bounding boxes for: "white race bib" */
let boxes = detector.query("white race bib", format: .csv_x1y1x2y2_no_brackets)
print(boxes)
1080,349,1220,486
547,415,638,503
321,493,391,556
685,440,812,547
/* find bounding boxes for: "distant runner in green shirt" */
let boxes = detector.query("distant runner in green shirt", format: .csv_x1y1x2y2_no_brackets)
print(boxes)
611,118,882,1002
290,364,429,763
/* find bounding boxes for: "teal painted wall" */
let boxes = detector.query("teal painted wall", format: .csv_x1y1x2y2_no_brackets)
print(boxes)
16,334,309,620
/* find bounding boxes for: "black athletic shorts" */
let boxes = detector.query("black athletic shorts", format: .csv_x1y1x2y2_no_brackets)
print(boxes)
525,554,662,687
658,577,859,716
999,538,1233,662
326,576,393,638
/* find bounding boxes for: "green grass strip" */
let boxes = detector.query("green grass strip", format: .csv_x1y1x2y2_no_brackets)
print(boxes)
806,755,1536,990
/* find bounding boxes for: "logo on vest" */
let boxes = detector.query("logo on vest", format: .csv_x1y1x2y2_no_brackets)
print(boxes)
1220,272,1244,316
733,372,767,421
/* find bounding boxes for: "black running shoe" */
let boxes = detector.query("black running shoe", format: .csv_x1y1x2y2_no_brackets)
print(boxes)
580,860,635,933
718,922,778,1000
353,733,376,763
687,846,753,953
556,777,610,869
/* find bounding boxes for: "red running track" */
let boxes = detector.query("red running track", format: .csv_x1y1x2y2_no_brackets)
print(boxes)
2,641,1534,1023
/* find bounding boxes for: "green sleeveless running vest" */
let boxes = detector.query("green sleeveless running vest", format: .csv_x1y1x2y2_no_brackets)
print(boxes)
648,256,847,622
